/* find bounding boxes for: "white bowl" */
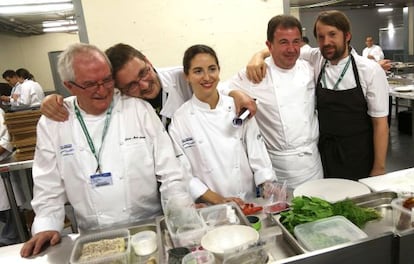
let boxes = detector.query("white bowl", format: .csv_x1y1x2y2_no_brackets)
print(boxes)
200,225,259,258
131,230,157,256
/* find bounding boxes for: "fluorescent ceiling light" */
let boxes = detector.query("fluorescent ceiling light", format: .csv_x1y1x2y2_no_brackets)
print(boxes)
0,0,71,6
375,3,385,7
43,20,76,28
43,24,78,33
0,3,73,15
378,8,393,12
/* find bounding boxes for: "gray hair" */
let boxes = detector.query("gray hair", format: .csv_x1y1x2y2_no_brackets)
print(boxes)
57,43,112,82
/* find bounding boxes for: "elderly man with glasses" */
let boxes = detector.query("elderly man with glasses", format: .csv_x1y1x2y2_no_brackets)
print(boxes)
20,43,188,257
40,43,256,128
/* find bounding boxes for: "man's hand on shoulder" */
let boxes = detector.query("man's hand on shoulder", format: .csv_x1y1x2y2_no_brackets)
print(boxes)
246,49,270,84
41,94,69,122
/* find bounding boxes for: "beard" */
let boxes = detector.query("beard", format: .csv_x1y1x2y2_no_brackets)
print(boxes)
321,39,347,61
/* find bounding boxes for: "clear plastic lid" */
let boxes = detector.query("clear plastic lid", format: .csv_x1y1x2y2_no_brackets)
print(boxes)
293,216,368,251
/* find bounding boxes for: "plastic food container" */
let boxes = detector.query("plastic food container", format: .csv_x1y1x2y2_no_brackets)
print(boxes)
166,208,206,248
293,216,368,251
181,250,215,264
131,230,157,256
70,228,130,264
199,204,239,228
391,197,414,233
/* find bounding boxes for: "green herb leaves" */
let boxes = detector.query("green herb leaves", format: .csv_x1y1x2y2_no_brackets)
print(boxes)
280,196,381,234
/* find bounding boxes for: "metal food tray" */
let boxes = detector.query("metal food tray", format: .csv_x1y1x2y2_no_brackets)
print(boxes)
156,202,250,263
276,191,398,253
81,219,161,264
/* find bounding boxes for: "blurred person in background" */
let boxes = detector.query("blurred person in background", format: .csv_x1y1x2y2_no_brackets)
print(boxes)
362,36,384,62
1,70,22,111
15,68,45,109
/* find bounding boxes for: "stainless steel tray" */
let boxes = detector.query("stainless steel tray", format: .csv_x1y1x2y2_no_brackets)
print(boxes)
276,191,398,253
351,191,397,236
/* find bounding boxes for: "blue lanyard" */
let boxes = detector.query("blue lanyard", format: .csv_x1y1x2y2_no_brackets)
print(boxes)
74,101,113,173
322,56,351,90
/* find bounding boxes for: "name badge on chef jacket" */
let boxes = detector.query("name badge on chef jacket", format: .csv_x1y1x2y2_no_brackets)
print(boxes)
90,172,113,188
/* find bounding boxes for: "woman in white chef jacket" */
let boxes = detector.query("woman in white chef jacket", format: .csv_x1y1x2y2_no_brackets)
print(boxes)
0,108,26,246
168,45,276,205
15,68,45,109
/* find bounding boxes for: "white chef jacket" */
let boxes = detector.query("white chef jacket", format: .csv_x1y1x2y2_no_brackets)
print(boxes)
301,47,389,117
169,93,276,201
226,58,323,188
12,79,45,109
3,82,21,108
31,90,186,234
362,45,384,62
0,108,25,211
157,66,193,120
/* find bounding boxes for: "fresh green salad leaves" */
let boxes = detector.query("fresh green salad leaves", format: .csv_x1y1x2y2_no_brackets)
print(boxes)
280,196,381,234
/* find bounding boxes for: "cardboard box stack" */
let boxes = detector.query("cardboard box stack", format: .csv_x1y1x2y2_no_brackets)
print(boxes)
4,109,42,161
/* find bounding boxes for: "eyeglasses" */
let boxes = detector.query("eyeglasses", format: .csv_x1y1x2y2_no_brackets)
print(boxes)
69,76,114,91
122,62,152,92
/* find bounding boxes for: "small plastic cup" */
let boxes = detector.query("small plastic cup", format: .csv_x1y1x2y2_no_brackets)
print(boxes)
181,250,215,264
247,215,262,231
131,230,157,256
168,247,191,264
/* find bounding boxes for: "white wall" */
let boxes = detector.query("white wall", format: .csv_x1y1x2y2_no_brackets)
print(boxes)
0,33,79,92
81,0,284,79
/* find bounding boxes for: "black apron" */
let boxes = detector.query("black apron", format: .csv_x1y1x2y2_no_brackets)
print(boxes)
316,55,374,180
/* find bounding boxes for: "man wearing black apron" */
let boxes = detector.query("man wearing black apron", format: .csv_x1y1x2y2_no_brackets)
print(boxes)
316,55,374,180
312,10,389,180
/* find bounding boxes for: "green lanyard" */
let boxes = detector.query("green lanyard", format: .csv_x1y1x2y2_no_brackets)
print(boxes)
74,101,113,173
322,56,351,90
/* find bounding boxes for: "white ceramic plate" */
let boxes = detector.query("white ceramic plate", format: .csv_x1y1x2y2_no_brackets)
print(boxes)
293,178,371,203
394,85,414,92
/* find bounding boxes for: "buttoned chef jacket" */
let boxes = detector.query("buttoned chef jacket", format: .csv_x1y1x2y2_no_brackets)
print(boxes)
0,108,25,211
169,94,276,201
31,90,186,234
226,58,323,188
14,79,45,109
362,44,384,62
300,48,389,118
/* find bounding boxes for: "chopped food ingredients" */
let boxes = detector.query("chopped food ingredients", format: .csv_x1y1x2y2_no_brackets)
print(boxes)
241,203,263,215
280,196,381,234
79,237,126,261
397,196,414,230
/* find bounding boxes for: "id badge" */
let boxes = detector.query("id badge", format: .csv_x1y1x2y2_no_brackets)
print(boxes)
90,172,113,188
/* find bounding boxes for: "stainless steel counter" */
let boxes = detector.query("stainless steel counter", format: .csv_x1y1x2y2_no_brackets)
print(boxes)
0,234,78,264
1,189,414,264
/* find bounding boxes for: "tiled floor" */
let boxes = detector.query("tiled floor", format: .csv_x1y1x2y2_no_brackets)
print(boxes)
386,107,414,172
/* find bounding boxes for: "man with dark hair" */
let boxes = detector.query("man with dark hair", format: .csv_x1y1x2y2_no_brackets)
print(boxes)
1,70,22,110
226,15,323,189
362,36,384,61
304,10,389,180
247,11,389,180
